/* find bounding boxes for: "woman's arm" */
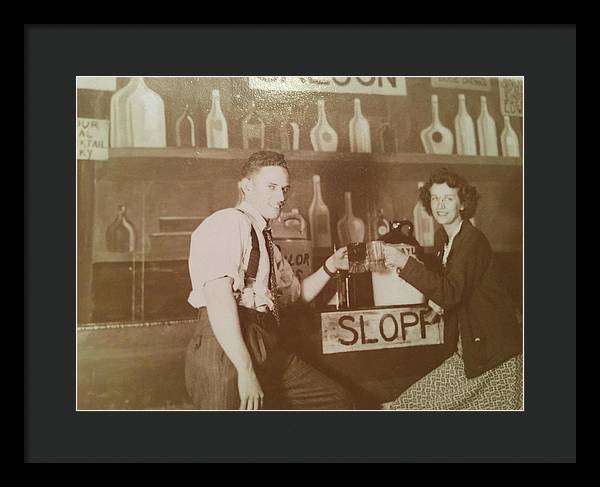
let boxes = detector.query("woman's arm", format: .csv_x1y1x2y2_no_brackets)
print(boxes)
384,236,490,310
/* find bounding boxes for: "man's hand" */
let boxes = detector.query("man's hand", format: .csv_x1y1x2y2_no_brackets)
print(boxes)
237,369,264,410
327,246,349,272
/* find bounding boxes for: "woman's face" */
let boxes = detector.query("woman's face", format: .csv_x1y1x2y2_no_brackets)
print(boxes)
429,182,464,226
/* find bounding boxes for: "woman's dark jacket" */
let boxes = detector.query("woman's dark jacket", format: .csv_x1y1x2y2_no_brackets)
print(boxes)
398,219,522,378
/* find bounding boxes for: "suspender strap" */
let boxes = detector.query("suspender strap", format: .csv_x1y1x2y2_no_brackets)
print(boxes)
236,209,260,280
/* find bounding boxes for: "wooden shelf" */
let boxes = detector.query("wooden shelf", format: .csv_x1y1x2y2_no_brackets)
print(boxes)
108,147,522,166
98,148,522,182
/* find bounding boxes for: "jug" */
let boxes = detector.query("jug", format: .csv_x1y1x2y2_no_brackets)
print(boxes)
370,220,425,306
272,209,313,282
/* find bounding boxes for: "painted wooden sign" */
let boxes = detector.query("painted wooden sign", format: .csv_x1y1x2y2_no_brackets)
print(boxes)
431,77,491,91
77,117,109,160
499,77,523,117
321,304,444,354
249,77,407,96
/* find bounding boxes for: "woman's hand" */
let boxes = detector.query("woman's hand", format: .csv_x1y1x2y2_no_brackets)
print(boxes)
383,244,410,270
326,246,349,272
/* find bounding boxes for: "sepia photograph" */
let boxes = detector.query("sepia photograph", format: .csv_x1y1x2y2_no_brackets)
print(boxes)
76,75,524,411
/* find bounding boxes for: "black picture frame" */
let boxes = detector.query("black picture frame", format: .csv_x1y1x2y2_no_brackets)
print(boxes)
25,24,576,463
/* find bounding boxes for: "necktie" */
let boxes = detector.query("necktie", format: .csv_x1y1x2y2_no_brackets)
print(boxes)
262,227,280,326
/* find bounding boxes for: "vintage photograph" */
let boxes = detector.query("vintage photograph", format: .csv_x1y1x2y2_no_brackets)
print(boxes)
76,76,524,411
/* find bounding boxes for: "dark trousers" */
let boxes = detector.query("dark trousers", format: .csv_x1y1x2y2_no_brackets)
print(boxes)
185,307,353,410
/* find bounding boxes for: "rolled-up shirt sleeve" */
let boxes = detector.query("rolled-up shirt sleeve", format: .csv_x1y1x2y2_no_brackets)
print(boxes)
187,210,248,308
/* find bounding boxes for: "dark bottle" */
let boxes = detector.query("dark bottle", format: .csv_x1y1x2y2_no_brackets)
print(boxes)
105,205,136,252
241,101,265,150
175,104,196,147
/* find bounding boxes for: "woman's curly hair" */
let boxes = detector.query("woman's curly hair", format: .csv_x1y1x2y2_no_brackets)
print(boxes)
418,168,480,220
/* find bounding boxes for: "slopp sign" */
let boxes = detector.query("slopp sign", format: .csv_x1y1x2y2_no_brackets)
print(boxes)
321,304,444,354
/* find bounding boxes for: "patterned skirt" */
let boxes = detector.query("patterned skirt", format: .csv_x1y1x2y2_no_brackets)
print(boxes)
381,351,523,411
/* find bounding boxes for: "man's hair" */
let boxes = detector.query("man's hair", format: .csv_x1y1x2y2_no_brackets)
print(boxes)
418,168,480,220
240,151,289,179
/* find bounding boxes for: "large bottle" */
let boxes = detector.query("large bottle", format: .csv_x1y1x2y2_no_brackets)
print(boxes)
126,77,167,148
241,101,265,150
477,96,499,156
420,94,454,154
310,99,338,152
105,205,136,252
175,104,196,147
110,77,140,148
500,115,520,157
413,182,435,247
349,98,372,153
454,94,477,155
308,175,333,248
206,89,229,149
336,192,365,246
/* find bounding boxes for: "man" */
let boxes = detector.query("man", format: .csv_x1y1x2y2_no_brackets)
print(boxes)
185,150,353,410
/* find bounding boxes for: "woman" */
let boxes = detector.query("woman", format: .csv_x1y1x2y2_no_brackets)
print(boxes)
382,169,522,410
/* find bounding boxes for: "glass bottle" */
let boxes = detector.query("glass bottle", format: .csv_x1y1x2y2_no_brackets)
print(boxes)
126,77,167,148
241,101,265,150
413,182,435,247
477,96,499,156
373,208,390,239
349,98,372,153
377,122,397,153
175,104,196,147
420,94,454,154
110,77,142,148
500,115,520,157
308,175,332,248
105,205,135,252
310,99,338,152
336,192,365,246
206,89,229,149
454,94,477,155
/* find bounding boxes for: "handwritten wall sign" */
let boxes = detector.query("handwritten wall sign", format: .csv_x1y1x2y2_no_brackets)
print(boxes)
499,77,523,117
431,77,492,91
321,304,444,354
77,118,109,160
249,76,407,96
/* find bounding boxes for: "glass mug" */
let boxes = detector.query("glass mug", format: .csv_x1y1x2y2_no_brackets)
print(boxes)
366,240,417,273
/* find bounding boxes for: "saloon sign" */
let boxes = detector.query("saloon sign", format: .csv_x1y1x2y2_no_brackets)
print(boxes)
249,76,407,96
321,304,444,354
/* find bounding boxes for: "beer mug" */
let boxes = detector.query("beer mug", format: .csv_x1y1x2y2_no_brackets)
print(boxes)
366,240,386,273
347,242,367,274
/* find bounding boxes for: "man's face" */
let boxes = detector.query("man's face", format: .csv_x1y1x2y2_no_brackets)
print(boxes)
242,166,290,220
429,182,464,226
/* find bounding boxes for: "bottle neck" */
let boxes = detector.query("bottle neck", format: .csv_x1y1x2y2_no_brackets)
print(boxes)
353,99,362,117
313,180,323,202
431,97,440,123
480,97,489,115
504,115,511,129
458,96,467,115
211,94,222,113
130,77,145,89
317,101,327,123
344,193,353,216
